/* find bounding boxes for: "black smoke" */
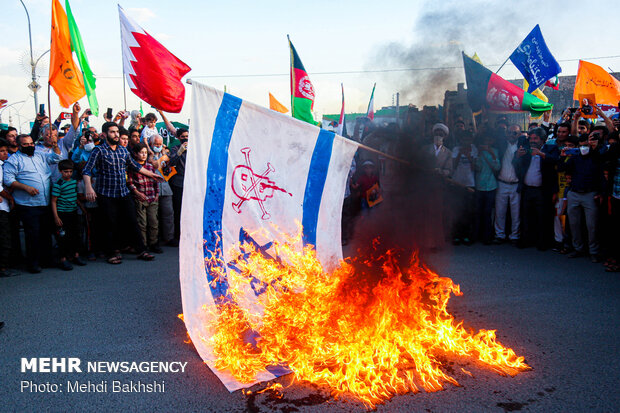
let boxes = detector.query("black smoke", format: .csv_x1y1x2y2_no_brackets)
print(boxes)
370,0,526,106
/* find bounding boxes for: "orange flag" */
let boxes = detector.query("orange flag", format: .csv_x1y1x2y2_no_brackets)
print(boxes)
573,60,620,105
269,92,289,114
49,0,85,108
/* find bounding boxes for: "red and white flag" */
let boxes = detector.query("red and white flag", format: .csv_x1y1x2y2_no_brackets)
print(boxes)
337,83,345,136
366,83,376,121
118,5,191,113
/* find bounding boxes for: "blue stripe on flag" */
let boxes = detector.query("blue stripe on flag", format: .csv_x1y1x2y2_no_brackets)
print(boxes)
302,129,335,247
203,93,242,303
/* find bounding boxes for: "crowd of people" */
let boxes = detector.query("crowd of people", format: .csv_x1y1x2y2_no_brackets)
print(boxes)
0,104,188,276
2,100,619,277
346,106,620,272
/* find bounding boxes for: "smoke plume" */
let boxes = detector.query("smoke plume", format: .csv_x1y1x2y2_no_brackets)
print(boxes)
371,0,526,106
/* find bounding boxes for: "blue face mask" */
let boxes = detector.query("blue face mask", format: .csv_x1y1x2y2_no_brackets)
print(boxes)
153,146,162,153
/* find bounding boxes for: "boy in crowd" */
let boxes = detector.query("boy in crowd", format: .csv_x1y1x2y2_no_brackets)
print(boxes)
51,160,87,270
127,143,161,253
0,139,17,277
140,113,158,149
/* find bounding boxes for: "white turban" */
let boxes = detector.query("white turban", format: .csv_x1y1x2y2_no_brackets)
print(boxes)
432,123,449,136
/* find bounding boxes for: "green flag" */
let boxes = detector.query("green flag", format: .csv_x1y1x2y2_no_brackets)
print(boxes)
65,0,98,116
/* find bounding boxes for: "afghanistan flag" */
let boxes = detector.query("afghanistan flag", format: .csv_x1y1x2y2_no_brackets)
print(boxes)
288,36,316,124
462,52,552,117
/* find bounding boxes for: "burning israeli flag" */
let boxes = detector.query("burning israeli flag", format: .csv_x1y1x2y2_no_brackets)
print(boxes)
180,81,357,390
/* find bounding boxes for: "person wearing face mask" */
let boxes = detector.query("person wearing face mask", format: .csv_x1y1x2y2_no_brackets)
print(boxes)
3,134,62,273
72,130,97,165
149,135,174,246
559,133,605,263
513,127,559,250
168,128,189,246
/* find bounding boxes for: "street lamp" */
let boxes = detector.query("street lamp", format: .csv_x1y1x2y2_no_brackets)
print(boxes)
0,100,26,124
19,0,50,115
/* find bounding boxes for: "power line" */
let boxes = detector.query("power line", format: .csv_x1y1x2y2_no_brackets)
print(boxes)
92,54,620,80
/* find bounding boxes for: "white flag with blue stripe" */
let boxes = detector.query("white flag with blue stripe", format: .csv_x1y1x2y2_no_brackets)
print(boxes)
180,81,358,391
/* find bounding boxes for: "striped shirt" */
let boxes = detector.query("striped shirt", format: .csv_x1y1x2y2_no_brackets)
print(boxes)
82,141,142,198
52,178,78,212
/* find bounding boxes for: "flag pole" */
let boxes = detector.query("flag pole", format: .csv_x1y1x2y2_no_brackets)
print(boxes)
122,74,127,111
287,34,293,118
495,56,510,74
119,12,127,111
47,82,52,129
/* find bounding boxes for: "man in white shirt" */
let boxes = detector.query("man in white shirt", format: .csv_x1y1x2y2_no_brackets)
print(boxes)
513,127,560,250
494,124,521,243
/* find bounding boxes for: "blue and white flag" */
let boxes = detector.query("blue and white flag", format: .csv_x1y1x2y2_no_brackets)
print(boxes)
180,81,358,391
509,24,561,93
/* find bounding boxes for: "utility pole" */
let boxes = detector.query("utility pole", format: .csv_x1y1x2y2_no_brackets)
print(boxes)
395,92,400,124
20,0,49,115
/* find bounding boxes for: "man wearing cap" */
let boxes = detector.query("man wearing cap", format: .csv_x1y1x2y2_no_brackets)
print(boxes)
424,123,453,177
420,123,452,251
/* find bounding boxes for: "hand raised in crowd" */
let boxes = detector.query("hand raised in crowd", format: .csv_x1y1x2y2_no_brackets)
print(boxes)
177,141,188,155
113,111,128,122
79,136,87,149
516,146,527,158
595,106,604,117
543,110,551,122
561,109,571,121
73,102,81,115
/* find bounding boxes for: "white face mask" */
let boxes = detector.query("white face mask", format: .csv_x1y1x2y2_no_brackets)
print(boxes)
84,142,95,152
153,146,162,153
579,145,590,155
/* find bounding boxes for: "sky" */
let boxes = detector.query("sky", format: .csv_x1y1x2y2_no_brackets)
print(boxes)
2,0,620,132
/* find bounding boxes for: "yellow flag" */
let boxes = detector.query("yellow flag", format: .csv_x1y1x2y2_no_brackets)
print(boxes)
269,93,289,114
523,79,548,103
472,53,482,64
49,0,85,108
523,79,548,119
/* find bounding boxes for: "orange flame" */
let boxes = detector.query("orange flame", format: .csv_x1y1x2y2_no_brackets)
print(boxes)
200,231,530,408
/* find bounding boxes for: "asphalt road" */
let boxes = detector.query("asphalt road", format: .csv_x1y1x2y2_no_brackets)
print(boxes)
1,242,618,412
